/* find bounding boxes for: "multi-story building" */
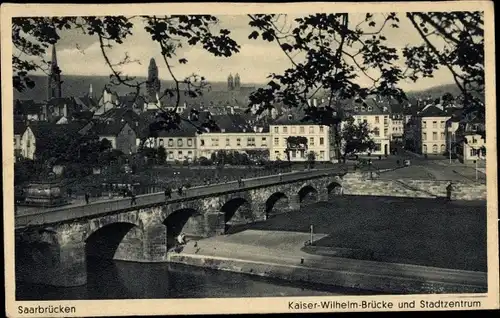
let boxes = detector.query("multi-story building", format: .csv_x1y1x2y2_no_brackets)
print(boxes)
348,97,391,156
197,114,270,159
454,118,486,163
93,121,138,155
390,114,405,142
416,104,452,155
269,114,331,161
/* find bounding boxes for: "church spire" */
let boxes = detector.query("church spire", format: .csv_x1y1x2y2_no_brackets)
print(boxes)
227,73,234,91
47,44,62,100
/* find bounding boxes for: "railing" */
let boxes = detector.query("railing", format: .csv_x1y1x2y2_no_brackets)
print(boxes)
15,168,346,228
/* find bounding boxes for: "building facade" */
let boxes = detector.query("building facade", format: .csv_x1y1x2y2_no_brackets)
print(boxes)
269,116,330,162
349,99,391,156
416,105,452,155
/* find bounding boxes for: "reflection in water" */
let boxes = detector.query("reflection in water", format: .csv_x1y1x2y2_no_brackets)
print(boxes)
16,257,373,300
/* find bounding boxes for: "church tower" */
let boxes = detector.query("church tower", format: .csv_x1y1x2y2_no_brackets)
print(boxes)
227,73,234,91
146,58,161,102
47,44,62,100
234,73,241,90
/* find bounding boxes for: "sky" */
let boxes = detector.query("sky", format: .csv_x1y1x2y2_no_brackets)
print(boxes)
31,13,456,92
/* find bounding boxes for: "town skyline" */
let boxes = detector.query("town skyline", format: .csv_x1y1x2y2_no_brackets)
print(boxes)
23,13,459,92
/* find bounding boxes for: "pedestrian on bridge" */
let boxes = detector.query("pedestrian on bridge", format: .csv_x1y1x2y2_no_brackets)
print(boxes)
177,186,183,197
85,192,90,204
130,192,137,206
165,187,172,200
238,177,244,187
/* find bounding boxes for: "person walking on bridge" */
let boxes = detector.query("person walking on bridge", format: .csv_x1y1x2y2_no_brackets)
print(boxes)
85,192,90,205
177,186,183,197
130,192,137,206
165,187,172,200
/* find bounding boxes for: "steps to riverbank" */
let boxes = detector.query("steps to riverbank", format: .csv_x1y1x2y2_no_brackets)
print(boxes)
168,230,487,295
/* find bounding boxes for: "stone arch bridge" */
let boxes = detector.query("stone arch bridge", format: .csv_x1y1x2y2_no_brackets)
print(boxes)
15,169,345,287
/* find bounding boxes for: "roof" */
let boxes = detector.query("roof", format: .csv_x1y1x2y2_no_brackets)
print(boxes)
14,121,26,135
117,94,146,109
92,121,129,136
28,122,88,139
351,96,392,115
418,105,454,117
14,99,44,115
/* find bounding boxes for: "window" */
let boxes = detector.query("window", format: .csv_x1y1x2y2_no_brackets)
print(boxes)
354,106,359,112
423,145,428,153
441,144,446,153
432,132,437,140
367,106,373,111
422,121,427,128
291,150,297,158
283,127,288,133
440,121,445,128
274,127,279,133
178,150,183,159
470,148,477,157
384,128,388,136
291,126,296,134
375,116,380,124
432,121,437,128
261,137,267,146
236,138,241,146
422,132,427,140
319,151,325,160
226,138,230,146
211,138,219,147
274,151,280,158
309,126,314,133
432,144,438,153
283,138,287,146
299,126,305,133
159,139,164,146
440,132,445,140
373,128,380,137
168,151,174,159
320,137,324,145
187,138,193,147
200,139,205,146
274,137,279,146
187,151,193,158
247,137,256,146
177,139,183,147
168,139,174,147
357,118,361,123
319,126,324,133
309,137,315,146
14,138,16,146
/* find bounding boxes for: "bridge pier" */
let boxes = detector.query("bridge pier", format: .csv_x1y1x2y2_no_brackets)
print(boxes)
318,189,329,202
143,224,168,262
16,228,87,287
205,211,225,236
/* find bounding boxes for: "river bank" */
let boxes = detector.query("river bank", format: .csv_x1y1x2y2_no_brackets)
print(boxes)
168,230,487,294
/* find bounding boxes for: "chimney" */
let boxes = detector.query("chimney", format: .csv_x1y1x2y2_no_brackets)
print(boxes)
63,103,68,117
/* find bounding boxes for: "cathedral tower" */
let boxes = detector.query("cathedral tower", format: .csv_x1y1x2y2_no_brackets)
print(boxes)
47,44,62,100
234,73,241,90
227,73,234,91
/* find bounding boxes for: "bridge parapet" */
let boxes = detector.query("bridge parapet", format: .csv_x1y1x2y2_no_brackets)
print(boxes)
15,168,346,229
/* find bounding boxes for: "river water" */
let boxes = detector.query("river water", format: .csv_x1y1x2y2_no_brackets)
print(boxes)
16,258,370,300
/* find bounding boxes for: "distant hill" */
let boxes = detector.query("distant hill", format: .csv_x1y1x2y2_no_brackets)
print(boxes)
14,74,466,105
13,75,265,102
406,83,462,100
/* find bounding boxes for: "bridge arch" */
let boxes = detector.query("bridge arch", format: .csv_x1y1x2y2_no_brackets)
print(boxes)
221,197,253,228
298,184,318,204
163,208,202,249
85,222,141,260
265,191,290,218
327,181,343,199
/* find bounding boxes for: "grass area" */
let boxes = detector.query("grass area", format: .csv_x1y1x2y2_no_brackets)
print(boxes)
232,195,487,271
